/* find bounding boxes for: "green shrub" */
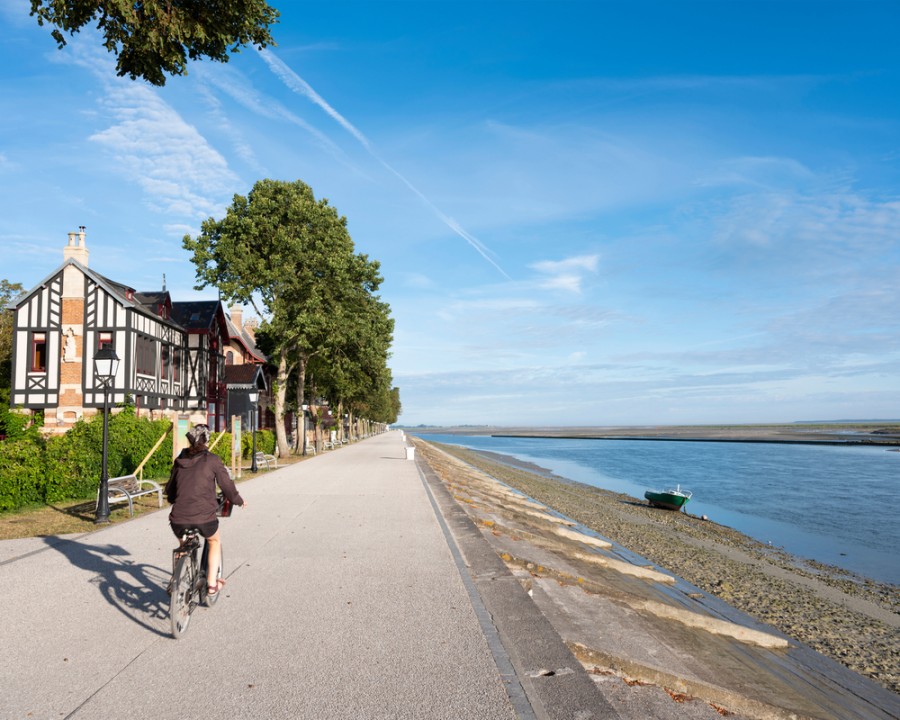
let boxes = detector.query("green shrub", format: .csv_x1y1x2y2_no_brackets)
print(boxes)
240,429,275,458
210,429,276,464
43,410,173,502
0,437,46,511
0,406,43,441
43,420,104,501
209,432,233,465
256,429,276,455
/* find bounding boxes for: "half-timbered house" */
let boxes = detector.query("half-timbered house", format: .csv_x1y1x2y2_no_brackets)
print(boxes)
168,300,231,431
6,229,270,434
8,229,191,430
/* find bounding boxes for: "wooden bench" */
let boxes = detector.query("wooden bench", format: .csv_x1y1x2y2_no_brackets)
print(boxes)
99,475,163,517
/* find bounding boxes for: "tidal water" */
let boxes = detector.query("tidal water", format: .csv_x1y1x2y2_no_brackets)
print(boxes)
414,433,899,585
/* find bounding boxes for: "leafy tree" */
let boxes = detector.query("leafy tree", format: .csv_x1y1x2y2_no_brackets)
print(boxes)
184,179,389,457
1,280,25,400
30,0,279,86
312,284,396,429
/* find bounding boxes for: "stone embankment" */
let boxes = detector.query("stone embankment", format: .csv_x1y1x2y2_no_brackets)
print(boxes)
413,438,900,720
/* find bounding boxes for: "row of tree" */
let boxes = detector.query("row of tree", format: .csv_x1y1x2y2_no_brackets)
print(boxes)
184,179,400,457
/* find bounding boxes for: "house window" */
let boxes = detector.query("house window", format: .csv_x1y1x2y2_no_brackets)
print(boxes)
225,351,234,365
173,348,181,382
162,346,170,377
98,332,113,351
136,335,156,375
31,333,47,372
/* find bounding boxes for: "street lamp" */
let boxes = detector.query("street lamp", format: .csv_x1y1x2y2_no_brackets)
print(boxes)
248,389,259,472
94,347,120,524
301,404,309,456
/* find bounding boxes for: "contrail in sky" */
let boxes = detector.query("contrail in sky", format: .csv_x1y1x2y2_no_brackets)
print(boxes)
258,49,510,279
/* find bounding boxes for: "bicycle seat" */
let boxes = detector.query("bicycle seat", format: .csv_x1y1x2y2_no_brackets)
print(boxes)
177,529,203,551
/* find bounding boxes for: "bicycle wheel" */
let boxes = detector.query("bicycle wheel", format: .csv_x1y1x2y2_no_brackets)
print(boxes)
169,554,193,639
205,547,224,608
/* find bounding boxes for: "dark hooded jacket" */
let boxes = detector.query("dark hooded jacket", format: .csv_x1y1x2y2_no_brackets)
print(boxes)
165,448,244,525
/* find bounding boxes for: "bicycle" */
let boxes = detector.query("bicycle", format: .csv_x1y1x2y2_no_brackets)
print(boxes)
168,527,224,639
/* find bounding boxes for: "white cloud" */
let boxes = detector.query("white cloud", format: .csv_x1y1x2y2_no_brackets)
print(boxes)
43,36,237,221
163,223,196,237
530,254,599,293
88,82,237,219
709,189,900,258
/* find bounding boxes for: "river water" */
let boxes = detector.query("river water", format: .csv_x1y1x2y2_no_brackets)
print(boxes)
413,433,899,585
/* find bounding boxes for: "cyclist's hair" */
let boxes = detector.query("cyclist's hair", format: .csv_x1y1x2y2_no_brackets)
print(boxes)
186,423,210,448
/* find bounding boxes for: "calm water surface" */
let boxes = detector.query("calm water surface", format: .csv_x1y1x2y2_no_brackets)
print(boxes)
414,433,899,585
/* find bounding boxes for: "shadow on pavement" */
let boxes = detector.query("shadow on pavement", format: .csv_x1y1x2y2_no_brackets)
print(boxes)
44,537,172,637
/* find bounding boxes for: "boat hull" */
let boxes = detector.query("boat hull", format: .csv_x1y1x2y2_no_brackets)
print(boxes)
644,490,690,511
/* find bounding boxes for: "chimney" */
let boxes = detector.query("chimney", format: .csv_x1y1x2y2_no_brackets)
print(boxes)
230,305,243,329
63,226,89,266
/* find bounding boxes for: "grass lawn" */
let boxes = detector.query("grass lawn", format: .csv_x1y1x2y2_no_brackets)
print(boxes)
0,495,165,540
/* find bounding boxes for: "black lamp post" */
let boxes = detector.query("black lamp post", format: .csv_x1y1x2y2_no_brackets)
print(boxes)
248,389,259,472
301,404,309,455
94,347,120,524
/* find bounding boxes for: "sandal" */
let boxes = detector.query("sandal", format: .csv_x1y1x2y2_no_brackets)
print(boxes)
207,578,226,596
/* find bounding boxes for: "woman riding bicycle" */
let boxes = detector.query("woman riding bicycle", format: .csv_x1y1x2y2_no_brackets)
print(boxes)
165,423,246,597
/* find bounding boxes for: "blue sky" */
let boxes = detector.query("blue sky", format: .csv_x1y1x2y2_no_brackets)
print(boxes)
2,1,899,426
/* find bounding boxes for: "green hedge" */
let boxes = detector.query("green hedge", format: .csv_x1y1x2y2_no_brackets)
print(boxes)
0,407,172,511
0,438,46,512
209,429,276,465
0,411,280,513
43,409,172,502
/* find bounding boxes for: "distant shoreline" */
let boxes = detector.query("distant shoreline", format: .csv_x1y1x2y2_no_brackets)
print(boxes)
493,434,900,447
408,423,900,447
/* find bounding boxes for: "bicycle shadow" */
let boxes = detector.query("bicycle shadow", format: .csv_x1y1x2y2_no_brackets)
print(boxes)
43,537,172,638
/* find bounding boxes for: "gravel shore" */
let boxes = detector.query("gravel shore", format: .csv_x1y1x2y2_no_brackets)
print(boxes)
430,442,900,696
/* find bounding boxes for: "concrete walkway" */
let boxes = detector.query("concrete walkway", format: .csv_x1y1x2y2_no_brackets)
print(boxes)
0,431,605,720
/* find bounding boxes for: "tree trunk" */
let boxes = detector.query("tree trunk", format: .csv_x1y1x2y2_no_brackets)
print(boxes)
273,349,292,457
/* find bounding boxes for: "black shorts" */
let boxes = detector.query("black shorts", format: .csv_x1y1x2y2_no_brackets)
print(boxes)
170,520,219,539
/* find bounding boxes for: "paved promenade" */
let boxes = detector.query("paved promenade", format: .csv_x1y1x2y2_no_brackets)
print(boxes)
0,431,608,720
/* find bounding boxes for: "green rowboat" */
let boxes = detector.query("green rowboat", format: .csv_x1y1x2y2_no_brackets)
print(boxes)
644,484,692,511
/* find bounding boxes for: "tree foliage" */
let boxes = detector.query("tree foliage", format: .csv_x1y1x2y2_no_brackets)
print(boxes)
1,280,25,399
30,0,279,86
309,283,398,425
184,178,396,455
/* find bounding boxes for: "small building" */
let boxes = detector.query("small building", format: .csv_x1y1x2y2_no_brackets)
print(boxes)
6,229,268,433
